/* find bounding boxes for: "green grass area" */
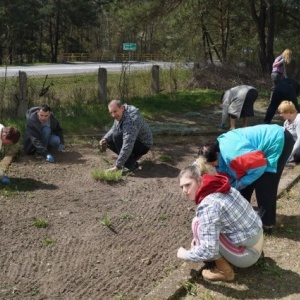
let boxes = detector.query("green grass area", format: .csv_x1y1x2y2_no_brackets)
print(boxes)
3,90,220,137
1,68,221,139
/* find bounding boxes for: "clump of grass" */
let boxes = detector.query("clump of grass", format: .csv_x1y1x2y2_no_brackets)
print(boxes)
182,280,197,296
0,187,19,197
158,154,173,163
41,238,55,246
114,294,125,300
257,259,283,276
97,212,112,227
91,169,122,182
33,218,48,228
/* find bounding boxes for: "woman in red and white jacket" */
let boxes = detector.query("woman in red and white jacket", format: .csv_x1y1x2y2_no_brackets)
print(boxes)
177,161,263,282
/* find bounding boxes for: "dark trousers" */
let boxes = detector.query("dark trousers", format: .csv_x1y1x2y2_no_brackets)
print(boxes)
240,88,258,117
264,93,299,124
240,130,294,226
106,132,150,169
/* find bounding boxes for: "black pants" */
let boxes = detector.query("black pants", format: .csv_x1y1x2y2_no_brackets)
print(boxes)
240,130,294,226
240,88,258,117
264,93,300,124
106,132,150,169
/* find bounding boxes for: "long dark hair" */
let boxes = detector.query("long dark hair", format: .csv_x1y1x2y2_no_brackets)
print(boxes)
198,140,220,162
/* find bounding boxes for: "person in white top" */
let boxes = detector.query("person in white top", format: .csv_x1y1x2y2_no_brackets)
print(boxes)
278,100,300,163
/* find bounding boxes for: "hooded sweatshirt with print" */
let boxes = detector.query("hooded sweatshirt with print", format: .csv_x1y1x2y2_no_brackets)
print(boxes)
104,104,153,168
182,174,262,262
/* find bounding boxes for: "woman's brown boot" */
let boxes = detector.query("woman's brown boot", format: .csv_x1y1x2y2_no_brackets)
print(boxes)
202,257,234,282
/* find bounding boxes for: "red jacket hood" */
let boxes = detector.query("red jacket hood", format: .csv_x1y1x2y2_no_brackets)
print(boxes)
195,174,231,205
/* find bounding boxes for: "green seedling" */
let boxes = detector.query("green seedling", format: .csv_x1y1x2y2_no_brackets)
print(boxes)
120,214,133,220
0,187,19,197
41,238,55,246
158,214,168,221
33,218,48,228
278,224,297,234
258,260,283,276
158,154,173,163
98,213,112,227
199,291,214,300
182,280,197,296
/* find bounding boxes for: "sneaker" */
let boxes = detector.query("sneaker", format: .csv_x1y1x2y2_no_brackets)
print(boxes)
121,162,140,176
121,167,131,176
129,162,139,171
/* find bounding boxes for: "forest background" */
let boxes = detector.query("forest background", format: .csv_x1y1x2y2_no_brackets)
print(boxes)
1,0,300,76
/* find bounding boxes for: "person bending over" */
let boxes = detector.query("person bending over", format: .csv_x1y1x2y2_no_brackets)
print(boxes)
0,124,21,184
99,99,153,172
177,160,263,282
220,85,258,130
24,104,64,163
199,124,294,235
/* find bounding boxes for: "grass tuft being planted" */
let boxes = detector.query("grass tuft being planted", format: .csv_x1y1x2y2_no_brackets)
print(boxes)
91,168,122,182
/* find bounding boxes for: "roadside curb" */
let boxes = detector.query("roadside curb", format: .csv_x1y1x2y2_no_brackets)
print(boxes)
142,262,200,300
278,164,300,197
143,164,300,300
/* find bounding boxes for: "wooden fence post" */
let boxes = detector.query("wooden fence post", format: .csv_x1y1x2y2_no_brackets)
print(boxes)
151,65,160,94
17,71,28,118
98,67,107,103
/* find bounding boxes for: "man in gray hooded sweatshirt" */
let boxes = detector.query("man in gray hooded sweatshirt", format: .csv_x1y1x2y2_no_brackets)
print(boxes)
99,99,153,172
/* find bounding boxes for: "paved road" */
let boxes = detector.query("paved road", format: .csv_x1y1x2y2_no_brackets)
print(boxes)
0,61,179,77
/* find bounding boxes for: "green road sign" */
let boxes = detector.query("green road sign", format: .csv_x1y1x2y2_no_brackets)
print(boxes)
123,43,137,51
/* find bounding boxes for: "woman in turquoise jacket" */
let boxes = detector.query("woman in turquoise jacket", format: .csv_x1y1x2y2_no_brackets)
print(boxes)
199,124,294,234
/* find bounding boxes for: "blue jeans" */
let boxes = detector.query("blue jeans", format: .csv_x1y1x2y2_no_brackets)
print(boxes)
41,126,61,150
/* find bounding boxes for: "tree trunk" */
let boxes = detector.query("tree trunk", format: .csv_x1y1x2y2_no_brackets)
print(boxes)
248,0,275,73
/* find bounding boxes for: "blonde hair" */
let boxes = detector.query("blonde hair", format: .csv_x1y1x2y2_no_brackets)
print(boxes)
282,49,292,64
278,100,297,114
179,157,208,180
